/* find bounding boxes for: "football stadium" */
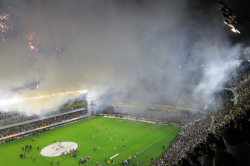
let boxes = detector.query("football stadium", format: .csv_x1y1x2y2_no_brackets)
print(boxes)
1,1,250,166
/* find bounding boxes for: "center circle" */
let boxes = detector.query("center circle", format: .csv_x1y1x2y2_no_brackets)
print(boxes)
40,142,78,157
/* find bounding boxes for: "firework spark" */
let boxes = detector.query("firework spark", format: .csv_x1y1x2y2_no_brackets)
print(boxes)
0,13,9,33
53,47,62,55
24,32,40,51
29,42,36,50
0,13,9,20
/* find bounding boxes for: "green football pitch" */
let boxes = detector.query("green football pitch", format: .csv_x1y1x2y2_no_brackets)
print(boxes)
0,117,178,166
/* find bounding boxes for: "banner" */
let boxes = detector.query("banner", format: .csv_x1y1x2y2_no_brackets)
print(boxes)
77,119,84,122
175,107,187,110
55,124,64,128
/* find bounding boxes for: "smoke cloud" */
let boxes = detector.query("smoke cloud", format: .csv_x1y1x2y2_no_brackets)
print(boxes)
0,0,246,114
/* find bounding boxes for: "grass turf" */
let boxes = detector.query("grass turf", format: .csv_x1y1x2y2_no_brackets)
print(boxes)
0,117,178,166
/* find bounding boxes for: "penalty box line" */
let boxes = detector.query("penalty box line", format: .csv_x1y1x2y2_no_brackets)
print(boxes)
138,128,177,154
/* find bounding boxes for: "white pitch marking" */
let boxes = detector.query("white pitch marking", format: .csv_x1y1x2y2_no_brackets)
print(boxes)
138,128,177,154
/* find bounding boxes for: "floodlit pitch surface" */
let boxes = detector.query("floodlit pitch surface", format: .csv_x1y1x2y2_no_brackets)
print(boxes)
0,117,178,166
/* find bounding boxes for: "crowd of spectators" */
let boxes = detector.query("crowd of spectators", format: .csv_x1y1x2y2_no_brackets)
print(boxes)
224,62,250,89
104,107,203,124
0,98,86,126
0,111,19,120
0,110,87,137
143,110,203,124
177,90,205,111
153,65,250,166
0,114,39,126
203,90,234,115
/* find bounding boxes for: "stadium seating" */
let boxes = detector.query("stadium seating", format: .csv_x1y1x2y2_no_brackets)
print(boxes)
153,64,250,166
0,110,88,139
0,97,87,126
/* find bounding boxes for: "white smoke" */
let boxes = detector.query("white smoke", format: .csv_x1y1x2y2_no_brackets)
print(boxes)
0,0,246,114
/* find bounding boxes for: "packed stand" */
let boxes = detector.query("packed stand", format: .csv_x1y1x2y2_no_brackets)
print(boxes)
0,113,39,126
142,110,203,124
178,90,205,111
0,97,86,126
154,71,250,166
224,62,250,89
0,110,87,137
106,107,203,125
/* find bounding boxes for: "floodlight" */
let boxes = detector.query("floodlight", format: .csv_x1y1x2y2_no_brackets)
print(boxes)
231,28,240,34
231,28,236,33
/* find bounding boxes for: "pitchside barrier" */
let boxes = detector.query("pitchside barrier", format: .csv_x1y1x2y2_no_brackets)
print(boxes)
121,117,156,124
0,115,95,145
103,115,121,119
102,115,157,124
